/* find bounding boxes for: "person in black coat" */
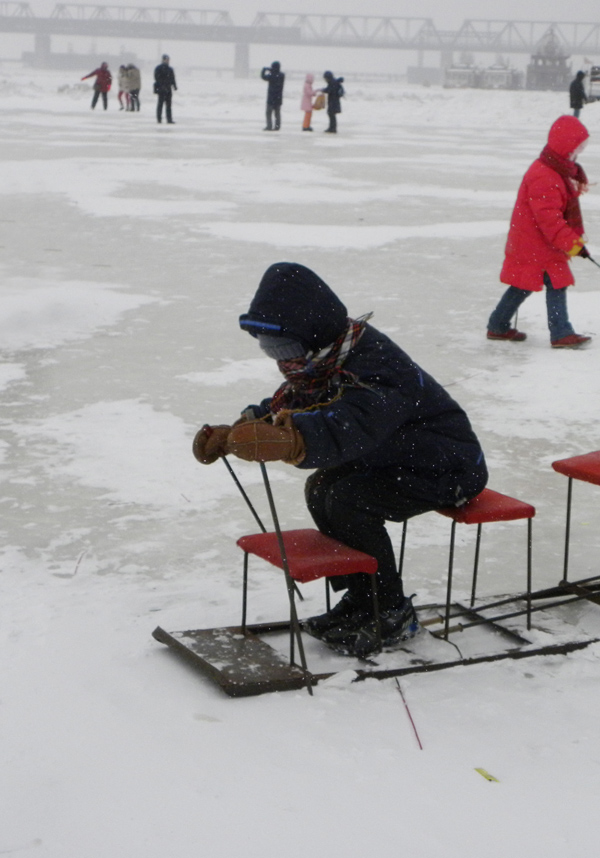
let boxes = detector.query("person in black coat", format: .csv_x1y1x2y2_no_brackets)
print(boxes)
321,70,344,133
261,61,285,130
154,54,177,124
193,263,488,658
570,71,588,118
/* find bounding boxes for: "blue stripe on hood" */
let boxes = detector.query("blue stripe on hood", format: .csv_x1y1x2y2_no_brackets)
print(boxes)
239,319,282,333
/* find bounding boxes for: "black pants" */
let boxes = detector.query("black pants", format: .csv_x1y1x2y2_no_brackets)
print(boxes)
265,105,281,130
326,111,337,132
305,463,449,610
157,91,173,123
130,89,140,111
91,90,107,110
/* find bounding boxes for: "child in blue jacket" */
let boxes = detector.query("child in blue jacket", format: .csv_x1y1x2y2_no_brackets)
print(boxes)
194,263,488,657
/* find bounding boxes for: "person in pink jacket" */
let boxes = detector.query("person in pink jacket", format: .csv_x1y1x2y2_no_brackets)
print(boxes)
301,73,318,131
487,115,592,348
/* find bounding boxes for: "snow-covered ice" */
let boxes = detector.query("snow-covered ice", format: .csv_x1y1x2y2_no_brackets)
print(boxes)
2,66,600,857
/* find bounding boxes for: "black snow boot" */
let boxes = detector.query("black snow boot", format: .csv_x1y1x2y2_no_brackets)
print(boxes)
302,591,370,641
323,595,420,659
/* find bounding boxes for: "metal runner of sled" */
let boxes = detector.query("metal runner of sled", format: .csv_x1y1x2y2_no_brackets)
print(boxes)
152,587,600,697
153,458,600,697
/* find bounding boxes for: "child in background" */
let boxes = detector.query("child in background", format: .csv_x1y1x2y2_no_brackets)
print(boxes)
301,73,318,131
117,65,130,111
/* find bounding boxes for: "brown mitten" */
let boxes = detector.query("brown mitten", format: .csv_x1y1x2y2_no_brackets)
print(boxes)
192,424,232,465
227,416,305,465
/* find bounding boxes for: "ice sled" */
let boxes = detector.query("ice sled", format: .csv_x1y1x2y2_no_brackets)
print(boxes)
153,460,600,697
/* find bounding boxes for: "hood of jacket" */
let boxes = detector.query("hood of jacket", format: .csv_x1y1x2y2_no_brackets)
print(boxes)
305,73,314,83
239,263,348,353
547,115,589,158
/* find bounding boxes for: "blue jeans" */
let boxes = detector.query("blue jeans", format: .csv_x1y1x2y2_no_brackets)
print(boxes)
488,273,575,341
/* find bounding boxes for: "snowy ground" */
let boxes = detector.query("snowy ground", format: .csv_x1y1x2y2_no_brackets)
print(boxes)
2,66,600,857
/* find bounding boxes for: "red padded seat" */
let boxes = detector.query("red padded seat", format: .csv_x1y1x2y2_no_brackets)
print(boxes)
433,487,535,636
552,451,600,486
551,450,600,582
237,528,378,583
437,488,536,524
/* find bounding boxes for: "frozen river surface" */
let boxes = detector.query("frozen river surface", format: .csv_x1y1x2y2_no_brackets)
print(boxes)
1,67,600,857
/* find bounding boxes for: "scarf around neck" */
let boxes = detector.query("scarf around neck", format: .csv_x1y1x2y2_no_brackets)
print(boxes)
269,313,372,415
539,145,588,233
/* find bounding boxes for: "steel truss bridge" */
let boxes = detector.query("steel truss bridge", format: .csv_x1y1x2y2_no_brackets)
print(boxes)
1,4,600,74
0,3,301,44
251,14,600,55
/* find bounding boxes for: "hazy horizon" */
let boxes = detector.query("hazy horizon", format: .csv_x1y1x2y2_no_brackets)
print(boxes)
16,0,600,26
3,0,599,74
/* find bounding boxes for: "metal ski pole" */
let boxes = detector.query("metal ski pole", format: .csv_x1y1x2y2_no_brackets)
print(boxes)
259,462,313,696
580,246,600,269
221,456,267,533
221,456,304,601
586,253,600,269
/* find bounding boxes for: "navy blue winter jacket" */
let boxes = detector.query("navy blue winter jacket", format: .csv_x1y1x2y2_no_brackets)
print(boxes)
322,75,344,114
240,263,488,505
154,62,177,93
261,65,285,107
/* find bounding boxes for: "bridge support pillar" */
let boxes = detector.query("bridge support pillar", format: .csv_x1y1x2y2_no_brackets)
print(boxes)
34,32,51,67
234,42,249,78
440,50,453,69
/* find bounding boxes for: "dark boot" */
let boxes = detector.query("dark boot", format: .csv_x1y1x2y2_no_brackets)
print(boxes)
302,591,370,640
323,595,420,658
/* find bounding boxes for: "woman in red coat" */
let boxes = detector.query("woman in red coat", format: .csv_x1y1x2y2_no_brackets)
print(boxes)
487,115,592,348
82,62,112,111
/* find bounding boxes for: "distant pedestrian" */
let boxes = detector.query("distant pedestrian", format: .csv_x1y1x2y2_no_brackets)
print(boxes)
128,64,141,112
487,115,592,349
154,54,177,124
321,70,344,134
81,62,112,110
261,61,285,131
117,65,130,111
569,71,588,118
301,73,318,131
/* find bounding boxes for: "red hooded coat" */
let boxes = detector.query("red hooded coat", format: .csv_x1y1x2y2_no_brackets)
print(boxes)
500,115,589,291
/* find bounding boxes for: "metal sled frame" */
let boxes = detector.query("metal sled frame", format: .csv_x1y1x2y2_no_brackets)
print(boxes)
153,575,600,697
153,462,600,697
